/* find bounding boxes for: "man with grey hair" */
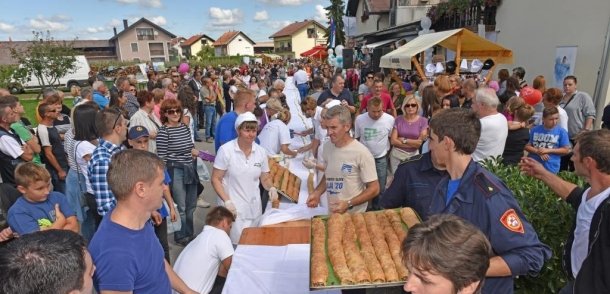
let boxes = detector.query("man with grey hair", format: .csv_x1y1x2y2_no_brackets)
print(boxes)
306,105,379,213
92,81,109,109
272,79,285,93
471,88,508,162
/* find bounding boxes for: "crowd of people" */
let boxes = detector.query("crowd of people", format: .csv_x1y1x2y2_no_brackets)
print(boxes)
0,55,608,294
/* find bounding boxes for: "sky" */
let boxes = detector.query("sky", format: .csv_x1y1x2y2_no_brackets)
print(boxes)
0,0,332,42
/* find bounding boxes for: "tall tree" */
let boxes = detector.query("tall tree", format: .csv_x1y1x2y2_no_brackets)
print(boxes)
324,0,346,47
10,31,77,97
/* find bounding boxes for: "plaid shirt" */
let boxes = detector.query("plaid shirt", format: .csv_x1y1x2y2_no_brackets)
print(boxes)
88,139,124,216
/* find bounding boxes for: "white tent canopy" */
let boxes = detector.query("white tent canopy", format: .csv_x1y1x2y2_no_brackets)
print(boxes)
379,28,513,70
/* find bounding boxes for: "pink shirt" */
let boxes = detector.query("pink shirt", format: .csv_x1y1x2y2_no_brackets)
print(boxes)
394,116,428,152
164,90,177,100
360,92,395,113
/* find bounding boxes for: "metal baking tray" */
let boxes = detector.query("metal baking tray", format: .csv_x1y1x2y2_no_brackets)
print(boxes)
309,208,421,291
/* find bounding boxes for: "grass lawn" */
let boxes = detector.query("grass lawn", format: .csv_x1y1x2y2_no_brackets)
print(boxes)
19,96,74,126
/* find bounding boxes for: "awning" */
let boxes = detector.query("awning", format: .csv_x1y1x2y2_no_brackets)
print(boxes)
379,28,513,70
365,38,399,49
300,45,328,59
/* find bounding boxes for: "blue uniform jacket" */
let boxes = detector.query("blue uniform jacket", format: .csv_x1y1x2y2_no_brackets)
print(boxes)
379,152,446,218
430,160,552,294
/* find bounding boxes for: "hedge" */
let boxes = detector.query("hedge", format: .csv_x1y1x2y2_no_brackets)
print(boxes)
481,157,585,293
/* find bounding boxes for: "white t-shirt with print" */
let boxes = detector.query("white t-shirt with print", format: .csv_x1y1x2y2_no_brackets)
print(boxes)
322,139,377,213
354,112,394,158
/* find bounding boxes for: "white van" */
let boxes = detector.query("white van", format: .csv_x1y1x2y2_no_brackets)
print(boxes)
9,55,91,94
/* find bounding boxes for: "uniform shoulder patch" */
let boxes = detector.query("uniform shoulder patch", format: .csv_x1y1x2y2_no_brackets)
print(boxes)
399,154,423,165
500,209,525,234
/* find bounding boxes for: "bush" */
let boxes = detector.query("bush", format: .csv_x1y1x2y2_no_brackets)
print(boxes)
481,157,584,293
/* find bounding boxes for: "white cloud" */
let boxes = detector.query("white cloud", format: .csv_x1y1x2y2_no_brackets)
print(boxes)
149,16,167,26
0,22,15,32
209,7,243,26
115,0,162,8
86,26,106,33
254,10,269,21
314,5,328,23
29,16,69,31
259,0,311,5
267,20,293,30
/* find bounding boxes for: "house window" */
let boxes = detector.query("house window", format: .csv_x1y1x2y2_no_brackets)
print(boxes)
131,43,138,52
149,42,164,56
397,0,409,6
238,38,243,41
133,58,140,62
151,57,165,63
201,39,208,45
136,28,154,40
307,28,317,38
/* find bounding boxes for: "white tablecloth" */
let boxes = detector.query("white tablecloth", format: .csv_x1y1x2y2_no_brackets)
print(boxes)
260,203,327,226
222,244,340,294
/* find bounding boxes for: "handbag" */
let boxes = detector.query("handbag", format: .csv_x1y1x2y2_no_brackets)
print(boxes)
391,147,419,162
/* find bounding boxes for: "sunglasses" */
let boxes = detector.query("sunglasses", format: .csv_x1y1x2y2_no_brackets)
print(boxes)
367,76,374,79
129,88,136,92
404,104,418,108
165,109,181,115
172,75,180,78
112,112,123,129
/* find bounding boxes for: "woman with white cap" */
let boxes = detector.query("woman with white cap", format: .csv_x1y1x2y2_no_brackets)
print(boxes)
211,112,278,244
258,98,298,157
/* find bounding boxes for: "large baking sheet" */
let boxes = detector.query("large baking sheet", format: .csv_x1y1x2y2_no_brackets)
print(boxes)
309,208,422,291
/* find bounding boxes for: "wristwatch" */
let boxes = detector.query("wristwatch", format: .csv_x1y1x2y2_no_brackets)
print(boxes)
347,200,354,210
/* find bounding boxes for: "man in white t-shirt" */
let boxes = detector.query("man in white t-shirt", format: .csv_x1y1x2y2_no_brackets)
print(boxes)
173,206,235,294
520,129,610,293
306,105,379,213
354,97,394,210
294,65,309,101
471,88,508,162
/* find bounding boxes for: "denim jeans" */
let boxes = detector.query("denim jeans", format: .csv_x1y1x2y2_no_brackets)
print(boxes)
64,169,96,241
170,167,198,241
204,104,217,139
297,83,309,101
193,114,201,140
373,155,388,210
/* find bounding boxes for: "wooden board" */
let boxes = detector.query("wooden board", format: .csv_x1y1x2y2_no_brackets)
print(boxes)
239,225,311,246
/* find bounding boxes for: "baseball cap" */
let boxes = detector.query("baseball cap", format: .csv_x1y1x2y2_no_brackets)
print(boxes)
520,87,542,106
128,125,150,140
234,112,258,130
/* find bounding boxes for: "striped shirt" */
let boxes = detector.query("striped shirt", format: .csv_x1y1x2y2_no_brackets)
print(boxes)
156,124,194,164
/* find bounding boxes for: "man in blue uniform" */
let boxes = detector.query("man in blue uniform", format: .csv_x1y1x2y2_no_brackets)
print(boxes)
379,152,446,218
426,107,551,294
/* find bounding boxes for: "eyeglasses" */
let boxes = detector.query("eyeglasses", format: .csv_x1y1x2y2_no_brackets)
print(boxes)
404,104,418,108
129,88,136,92
112,112,123,130
172,75,180,78
165,109,181,115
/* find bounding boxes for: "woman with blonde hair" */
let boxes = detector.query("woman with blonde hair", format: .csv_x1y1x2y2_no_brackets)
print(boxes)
389,96,428,173
434,75,458,108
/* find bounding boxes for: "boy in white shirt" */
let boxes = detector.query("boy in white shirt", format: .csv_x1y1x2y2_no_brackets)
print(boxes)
173,206,235,294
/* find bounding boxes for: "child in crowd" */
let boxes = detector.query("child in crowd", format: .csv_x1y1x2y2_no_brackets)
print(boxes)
173,206,235,294
502,103,535,165
525,107,571,174
7,162,78,235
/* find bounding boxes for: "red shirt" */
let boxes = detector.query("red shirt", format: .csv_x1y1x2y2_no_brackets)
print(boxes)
360,92,395,113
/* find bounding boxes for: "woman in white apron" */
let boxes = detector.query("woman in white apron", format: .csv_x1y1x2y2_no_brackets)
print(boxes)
211,112,278,244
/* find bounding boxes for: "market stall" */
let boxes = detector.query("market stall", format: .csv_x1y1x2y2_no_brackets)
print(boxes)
300,45,329,60
379,28,513,78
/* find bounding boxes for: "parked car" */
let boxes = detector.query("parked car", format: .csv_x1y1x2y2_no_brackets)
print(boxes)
9,55,91,94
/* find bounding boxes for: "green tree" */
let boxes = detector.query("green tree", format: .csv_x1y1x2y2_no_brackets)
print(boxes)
324,0,346,47
10,31,78,98
195,45,216,61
